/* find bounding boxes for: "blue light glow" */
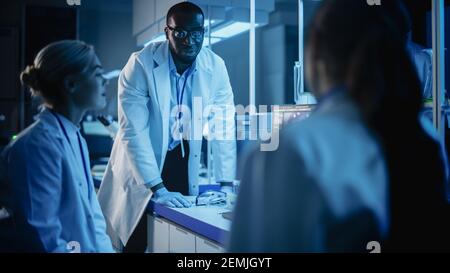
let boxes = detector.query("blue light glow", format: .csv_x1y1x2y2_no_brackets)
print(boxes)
211,22,259,39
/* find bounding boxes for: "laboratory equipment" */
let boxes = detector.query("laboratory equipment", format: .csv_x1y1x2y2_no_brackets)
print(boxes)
272,104,314,131
97,115,119,139
196,190,227,207
294,61,304,104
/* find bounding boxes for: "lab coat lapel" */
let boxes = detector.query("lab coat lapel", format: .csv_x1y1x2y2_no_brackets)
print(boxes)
153,42,171,162
191,55,213,143
65,135,92,208
191,68,212,104
188,54,213,171
191,52,213,118
44,110,92,208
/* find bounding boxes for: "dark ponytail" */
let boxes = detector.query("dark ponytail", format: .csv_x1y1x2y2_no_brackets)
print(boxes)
346,13,422,133
307,0,450,251
307,0,422,130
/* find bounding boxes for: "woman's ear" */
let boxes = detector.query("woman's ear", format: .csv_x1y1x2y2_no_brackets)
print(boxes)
63,75,78,94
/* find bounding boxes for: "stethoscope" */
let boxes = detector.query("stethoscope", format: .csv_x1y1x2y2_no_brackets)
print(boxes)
50,110,92,200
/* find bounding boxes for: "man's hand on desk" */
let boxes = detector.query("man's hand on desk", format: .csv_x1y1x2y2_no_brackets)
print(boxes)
151,186,192,208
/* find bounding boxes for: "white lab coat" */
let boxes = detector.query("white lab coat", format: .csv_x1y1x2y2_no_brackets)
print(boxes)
0,109,114,252
229,92,388,252
407,40,433,100
98,41,237,246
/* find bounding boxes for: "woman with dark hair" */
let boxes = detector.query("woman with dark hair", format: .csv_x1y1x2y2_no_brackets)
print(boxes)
229,0,449,252
0,40,114,252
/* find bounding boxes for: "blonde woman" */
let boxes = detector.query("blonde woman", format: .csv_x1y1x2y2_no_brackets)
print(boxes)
1,40,114,252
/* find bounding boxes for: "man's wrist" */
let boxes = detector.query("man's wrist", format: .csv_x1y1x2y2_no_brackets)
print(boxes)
150,182,165,193
219,181,233,187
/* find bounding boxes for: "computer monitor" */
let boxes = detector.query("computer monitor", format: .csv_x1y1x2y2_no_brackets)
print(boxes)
80,120,113,161
272,104,314,131
81,120,110,136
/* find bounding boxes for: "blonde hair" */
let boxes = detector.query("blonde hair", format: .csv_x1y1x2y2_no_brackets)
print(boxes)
20,40,96,106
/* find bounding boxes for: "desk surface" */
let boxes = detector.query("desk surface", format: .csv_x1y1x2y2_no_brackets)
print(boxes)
147,196,232,245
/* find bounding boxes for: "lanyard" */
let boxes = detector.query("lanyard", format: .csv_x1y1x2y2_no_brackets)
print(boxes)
176,65,194,119
175,65,194,157
50,111,91,200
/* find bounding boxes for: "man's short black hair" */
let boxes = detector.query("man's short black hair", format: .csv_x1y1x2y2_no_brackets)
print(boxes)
166,2,205,25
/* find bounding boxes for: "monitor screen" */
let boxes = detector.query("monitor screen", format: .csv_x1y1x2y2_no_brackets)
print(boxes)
272,104,314,131
81,120,110,136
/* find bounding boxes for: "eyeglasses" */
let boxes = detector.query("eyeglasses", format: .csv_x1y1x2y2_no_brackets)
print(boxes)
166,25,204,41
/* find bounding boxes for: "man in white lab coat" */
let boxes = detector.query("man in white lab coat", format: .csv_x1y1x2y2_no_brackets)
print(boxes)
97,2,236,249
406,33,433,100
386,1,433,100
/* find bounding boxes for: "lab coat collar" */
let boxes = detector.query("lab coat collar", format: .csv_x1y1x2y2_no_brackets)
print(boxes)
314,86,346,111
153,43,171,160
38,108,93,207
51,110,81,137
40,107,80,133
313,86,359,118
